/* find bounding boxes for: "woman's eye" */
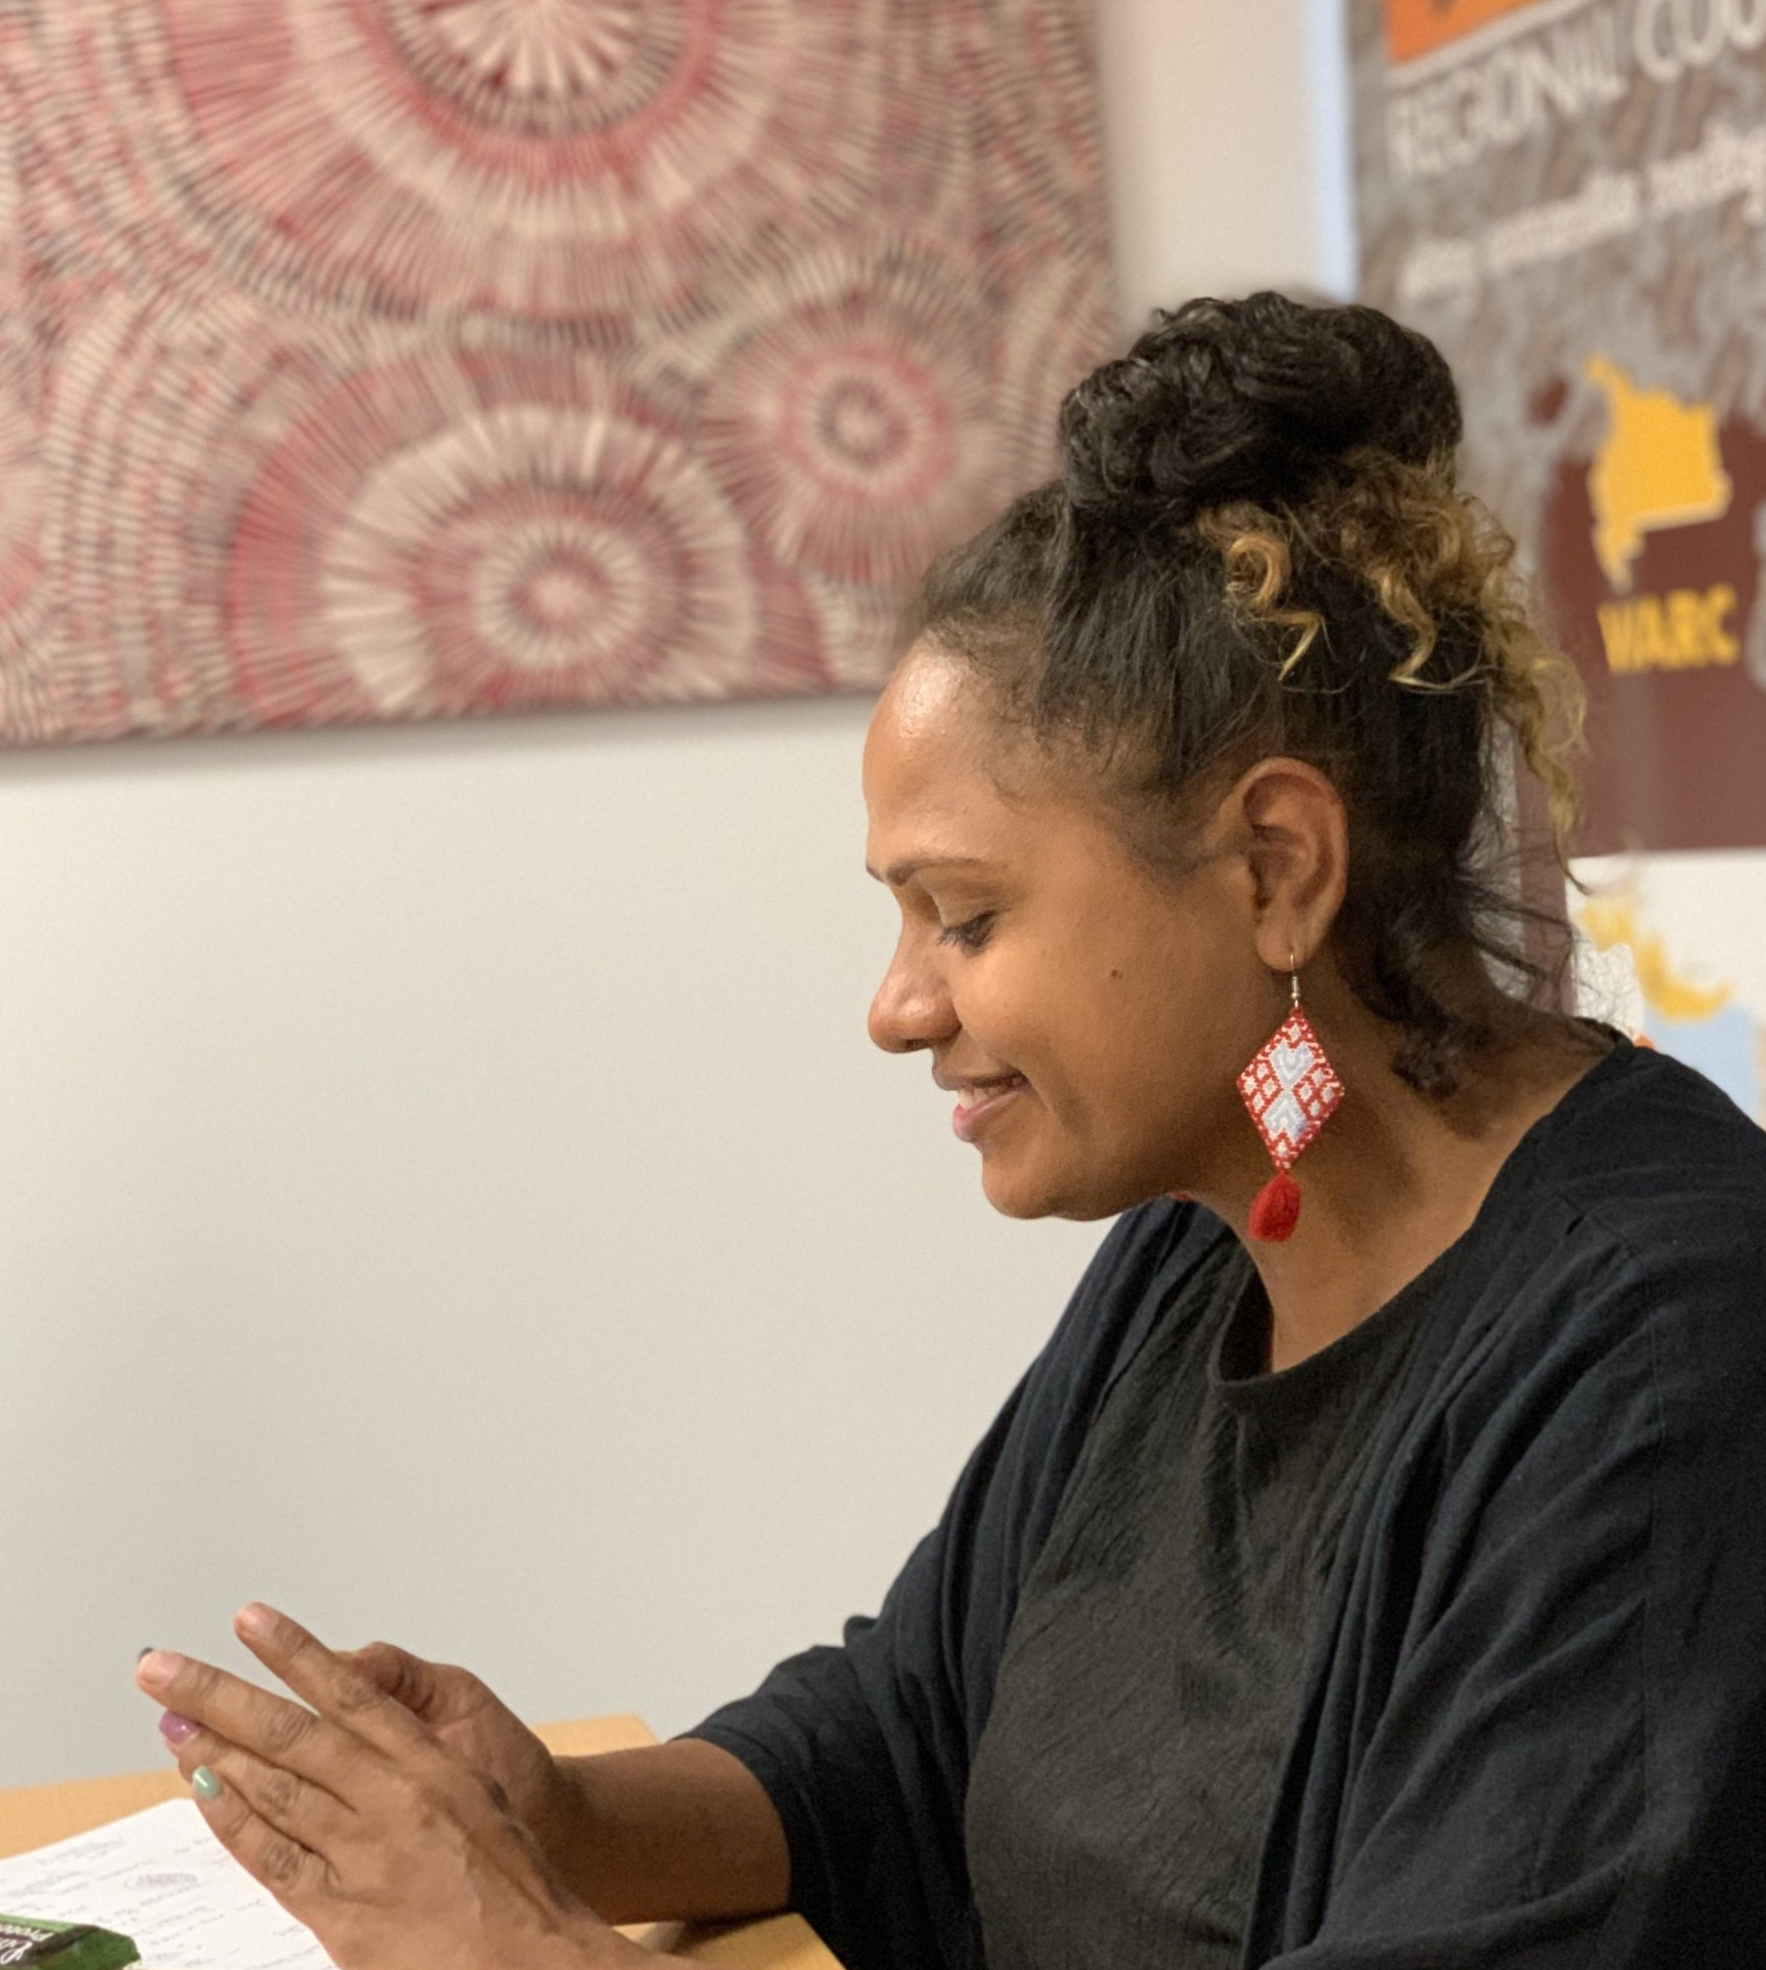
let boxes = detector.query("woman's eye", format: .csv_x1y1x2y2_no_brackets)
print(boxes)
938,912,996,952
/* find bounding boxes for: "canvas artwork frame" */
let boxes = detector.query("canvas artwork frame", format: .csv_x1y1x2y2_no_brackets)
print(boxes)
0,0,1118,742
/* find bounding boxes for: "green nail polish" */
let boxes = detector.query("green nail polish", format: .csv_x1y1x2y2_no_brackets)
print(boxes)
191,1766,222,1802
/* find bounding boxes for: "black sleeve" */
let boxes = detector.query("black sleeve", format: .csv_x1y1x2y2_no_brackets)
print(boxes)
686,1202,1198,1970
1258,1224,1766,1969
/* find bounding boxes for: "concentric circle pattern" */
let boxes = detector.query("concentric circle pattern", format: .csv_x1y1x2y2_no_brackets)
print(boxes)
0,131,38,601
381,1,686,139
996,252,1125,492
973,0,1111,240
0,118,55,737
0,324,43,620
697,251,1008,590
0,0,1116,740
32,290,826,734
21,0,893,321
292,374,804,715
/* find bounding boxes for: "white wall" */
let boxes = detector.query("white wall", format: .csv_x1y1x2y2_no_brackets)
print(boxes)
0,1,1346,1789
1093,0,1356,326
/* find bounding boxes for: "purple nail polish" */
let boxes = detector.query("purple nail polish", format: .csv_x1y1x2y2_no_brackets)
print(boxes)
158,1712,198,1745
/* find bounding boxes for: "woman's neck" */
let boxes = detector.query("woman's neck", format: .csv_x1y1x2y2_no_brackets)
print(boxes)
1205,999,1609,1373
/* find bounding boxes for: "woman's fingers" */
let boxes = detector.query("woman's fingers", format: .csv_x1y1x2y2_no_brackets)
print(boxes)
136,1652,354,1800
136,1605,447,1816
159,1717,353,1853
181,1750,329,1912
135,1612,624,1970
338,1640,439,1715
233,1604,443,1765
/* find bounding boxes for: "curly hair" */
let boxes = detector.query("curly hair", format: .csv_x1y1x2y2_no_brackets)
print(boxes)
906,291,1587,1095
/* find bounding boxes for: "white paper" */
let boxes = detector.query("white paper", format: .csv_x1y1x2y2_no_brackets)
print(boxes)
0,1800,334,1970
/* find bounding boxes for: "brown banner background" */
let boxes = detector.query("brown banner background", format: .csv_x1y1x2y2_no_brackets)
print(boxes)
1352,0,1766,1119
1354,0,1766,855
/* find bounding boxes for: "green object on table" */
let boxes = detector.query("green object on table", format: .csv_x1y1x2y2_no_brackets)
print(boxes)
0,1913,140,1968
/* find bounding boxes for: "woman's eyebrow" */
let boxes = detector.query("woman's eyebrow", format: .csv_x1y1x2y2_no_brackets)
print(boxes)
865,855,993,886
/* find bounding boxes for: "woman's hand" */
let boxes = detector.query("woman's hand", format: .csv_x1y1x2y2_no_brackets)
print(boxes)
334,1638,586,1876
135,1604,667,1970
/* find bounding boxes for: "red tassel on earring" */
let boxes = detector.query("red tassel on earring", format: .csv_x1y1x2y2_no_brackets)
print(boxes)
1248,1169,1303,1241
1237,991,1343,1244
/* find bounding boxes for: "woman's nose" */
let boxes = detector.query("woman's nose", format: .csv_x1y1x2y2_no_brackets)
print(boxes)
869,937,958,1054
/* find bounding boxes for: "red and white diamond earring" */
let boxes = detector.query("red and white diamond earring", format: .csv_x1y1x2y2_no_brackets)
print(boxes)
1236,954,1344,1243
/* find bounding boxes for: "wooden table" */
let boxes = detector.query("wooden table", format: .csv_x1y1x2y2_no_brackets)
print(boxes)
0,1717,841,1970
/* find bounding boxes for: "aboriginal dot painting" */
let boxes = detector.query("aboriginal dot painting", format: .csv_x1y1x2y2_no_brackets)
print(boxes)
0,0,1118,741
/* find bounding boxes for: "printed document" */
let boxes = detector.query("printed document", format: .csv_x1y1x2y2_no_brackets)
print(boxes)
0,1800,332,1970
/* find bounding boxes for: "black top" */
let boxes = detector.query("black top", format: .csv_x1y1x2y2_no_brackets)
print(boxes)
690,1041,1766,1968
966,1247,1430,1967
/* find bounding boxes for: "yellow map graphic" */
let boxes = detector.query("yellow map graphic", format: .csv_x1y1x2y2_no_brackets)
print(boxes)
1583,355,1732,592
1577,894,1732,1023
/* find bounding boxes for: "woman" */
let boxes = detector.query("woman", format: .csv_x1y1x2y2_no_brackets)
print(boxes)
137,293,1766,1969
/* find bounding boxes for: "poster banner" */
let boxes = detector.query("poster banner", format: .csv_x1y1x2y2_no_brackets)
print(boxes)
1351,0,1766,1120
1354,0,1766,855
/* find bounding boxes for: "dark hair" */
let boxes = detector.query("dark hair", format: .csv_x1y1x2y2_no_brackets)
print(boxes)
908,292,1585,1095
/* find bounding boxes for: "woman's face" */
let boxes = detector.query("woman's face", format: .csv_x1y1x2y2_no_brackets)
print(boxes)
863,645,1276,1220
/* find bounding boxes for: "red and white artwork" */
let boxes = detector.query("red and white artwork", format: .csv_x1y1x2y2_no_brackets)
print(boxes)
0,0,1117,741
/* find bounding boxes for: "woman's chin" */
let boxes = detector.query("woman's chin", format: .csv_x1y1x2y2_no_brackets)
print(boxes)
977,1152,1122,1222
977,1150,1061,1220
980,1145,1178,1222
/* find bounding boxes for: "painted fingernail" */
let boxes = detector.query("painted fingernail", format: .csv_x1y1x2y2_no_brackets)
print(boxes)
158,1712,198,1745
137,1651,186,1689
191,1766,222,1802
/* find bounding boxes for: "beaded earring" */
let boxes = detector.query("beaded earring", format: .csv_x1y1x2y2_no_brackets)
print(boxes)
1236,958,1343,1243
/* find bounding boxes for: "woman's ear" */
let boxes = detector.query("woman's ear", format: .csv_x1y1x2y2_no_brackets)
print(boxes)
1224,756,1349,972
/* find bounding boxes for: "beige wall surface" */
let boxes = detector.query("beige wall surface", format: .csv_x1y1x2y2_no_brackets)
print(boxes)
0,0,1350,1790
1094,0,1355,326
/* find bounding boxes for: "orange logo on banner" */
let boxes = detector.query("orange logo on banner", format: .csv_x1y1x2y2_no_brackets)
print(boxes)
1385,0,1546,64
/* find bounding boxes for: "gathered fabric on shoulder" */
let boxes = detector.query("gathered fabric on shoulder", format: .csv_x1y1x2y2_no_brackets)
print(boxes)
687,1040,1766,1970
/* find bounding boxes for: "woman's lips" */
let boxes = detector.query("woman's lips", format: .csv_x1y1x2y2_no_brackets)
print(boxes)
951,1075,1028,1142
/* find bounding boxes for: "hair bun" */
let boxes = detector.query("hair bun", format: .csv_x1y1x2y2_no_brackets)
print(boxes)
1059,291,1462,516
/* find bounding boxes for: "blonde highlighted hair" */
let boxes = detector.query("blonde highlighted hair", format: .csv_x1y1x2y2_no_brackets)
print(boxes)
1200,447,1585,862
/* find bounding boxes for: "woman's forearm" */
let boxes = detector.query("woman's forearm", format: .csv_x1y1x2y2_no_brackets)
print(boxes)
545,1739,793,1926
